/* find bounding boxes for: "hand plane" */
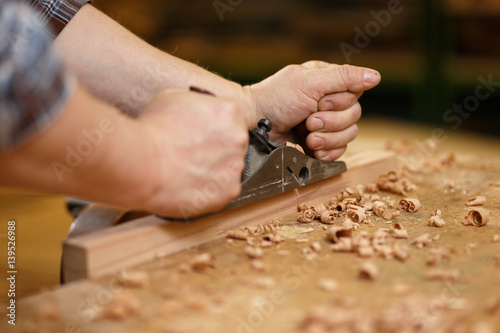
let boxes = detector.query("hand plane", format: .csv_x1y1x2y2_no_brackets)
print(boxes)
224,119,346,210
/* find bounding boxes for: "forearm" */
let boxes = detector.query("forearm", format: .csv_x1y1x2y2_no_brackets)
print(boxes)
53,5,246,116
0,83,156,211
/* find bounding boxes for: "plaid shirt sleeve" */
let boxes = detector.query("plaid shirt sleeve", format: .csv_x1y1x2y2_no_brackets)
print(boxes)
26,0,92,38
0,1,74,152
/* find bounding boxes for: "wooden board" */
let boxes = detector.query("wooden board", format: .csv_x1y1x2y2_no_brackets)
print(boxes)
6,150,500,333
62,150,397,281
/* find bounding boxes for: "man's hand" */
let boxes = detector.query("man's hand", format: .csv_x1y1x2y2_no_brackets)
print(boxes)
243,61,381,160
138,89,256,218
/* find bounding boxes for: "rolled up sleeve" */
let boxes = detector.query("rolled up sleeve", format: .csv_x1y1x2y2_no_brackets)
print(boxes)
26,0,92,38
0,2,74,152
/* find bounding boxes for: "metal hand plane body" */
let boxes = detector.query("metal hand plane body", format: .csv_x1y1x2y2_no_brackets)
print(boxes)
224,119,347,210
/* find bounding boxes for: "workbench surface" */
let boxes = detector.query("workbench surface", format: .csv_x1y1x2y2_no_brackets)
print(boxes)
2,126,499,333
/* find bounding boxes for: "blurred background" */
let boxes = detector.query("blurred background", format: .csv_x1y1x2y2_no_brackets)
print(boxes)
95,0,500,133
1,0,499,301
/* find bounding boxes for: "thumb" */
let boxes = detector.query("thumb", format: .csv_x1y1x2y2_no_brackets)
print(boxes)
314,64,381,94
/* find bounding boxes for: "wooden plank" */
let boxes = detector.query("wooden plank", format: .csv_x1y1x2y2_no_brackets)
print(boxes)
62,150,397,281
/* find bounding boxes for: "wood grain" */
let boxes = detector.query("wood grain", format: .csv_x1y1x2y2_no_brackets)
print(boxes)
62,150,397,281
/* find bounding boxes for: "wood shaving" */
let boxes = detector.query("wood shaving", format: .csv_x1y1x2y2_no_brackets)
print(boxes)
330,237,353,252
100,292,141,320
317,278,338,292
116,270,150,289
373,201,394,220
493,234,499,243
463,209,490,227
371,229,388,252
226,228,251,241
358,261,379,280
392,223,408,239
285,141,305,153
250,259,266,272
297,209,316,223
185,253,217,273
297,202,310,212
320,210,338,224
244,246,263,259
327,226,352,243
296,237,309,243
310,241,322,253
428,213,446,228
425,268,460,282
466,196,486,206
313,203,328,217
399,198,422,212
347,209,366,224
392,243,411,261
412,233,434,249
426,246,450,266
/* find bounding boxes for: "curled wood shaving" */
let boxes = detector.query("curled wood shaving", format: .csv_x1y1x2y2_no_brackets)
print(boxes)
373,201,395,220
493,234,499,243
399,198,422,212
347,209,366,224
466,196,486,206
330,237,353,252
297,209,316,223
327,226,353,243
428,215,446,228
116,270,150,289
320,210,337,224
313,203,328,218
358,261,379,280
297,202,310,212
392,223,408,239
463,209,490,227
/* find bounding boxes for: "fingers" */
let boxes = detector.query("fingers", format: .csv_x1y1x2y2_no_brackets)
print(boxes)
308,64,381,94
305,123,359,160
307,102,362,133
318,91,363,111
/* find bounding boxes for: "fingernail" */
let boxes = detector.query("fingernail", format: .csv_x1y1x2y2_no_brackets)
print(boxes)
316,150,328,160
311,136,324,149
319,101,333,111
310,117,324,131
364,70,380,84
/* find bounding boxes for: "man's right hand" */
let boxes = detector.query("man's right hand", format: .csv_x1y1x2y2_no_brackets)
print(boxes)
138,89,256,218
